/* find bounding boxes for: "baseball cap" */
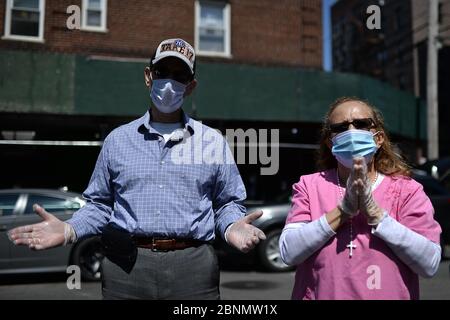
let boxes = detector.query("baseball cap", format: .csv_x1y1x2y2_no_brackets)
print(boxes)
151,38,196,75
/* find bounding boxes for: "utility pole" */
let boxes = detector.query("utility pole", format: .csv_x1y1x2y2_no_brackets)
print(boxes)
427,0,439,160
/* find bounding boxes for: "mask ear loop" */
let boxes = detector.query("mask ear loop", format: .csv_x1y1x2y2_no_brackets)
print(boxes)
372,131,383,153
367,131,382,170
372,130,381,137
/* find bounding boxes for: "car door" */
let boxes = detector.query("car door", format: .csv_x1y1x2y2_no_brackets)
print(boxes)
0,193,21,270
8,193,81,271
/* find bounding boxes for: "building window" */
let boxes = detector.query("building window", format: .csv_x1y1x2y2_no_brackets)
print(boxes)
2,0,45,42
195,0,231,57
82,0,107,32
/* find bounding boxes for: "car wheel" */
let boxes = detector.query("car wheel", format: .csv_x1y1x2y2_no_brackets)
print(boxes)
70,236,104,281
257,229,295,272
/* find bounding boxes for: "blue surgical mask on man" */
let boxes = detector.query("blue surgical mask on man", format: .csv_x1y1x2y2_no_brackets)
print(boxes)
331,129,380,168
150,79,187,114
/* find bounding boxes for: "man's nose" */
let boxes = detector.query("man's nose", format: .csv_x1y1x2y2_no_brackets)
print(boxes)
348,124,356,130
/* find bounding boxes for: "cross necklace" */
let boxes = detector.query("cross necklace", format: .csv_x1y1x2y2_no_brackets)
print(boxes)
336,169,378,258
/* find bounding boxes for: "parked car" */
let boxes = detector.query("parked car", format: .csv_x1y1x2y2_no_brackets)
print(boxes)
0,189,104,281
216,172,450,272
412,170,450,255
417,157,450,192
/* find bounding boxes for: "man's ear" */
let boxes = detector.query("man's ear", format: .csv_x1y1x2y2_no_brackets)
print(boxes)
325,138,332,149
144,67,152,88
184,79,197,97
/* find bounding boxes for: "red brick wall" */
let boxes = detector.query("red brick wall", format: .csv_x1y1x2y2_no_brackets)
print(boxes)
231,0,322,68
0,0,322,68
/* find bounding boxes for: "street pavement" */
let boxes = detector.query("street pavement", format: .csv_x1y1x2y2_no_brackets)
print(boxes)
0,260,449,300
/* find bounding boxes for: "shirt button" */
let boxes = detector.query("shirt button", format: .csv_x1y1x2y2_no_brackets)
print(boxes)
159,185,163,189
156,210,161,215
160,161,165,165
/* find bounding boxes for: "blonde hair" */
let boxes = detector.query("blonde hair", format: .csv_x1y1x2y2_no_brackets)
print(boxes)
317,97,412,177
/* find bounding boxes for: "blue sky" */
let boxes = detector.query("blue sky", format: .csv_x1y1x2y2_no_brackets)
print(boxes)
323,0,337,71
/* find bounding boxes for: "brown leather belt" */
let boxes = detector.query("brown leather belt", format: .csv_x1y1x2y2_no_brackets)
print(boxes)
133,237,206,251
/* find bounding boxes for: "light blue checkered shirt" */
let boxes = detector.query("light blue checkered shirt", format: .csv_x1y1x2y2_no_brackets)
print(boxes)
67,110,246,241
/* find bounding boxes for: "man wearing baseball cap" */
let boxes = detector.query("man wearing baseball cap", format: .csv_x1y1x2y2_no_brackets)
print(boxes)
8,38,266,300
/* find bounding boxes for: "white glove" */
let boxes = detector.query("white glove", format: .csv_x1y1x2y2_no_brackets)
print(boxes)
358,160,384,225
339,160,362,217
8,204,77,250
226,210,266,253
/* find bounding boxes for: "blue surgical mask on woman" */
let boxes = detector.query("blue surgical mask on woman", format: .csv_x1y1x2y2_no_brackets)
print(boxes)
331,129,380,168
150,79,187,114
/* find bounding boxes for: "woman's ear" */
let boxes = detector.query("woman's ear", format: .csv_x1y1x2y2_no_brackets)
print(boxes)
375,131,385,148
144,67,152,88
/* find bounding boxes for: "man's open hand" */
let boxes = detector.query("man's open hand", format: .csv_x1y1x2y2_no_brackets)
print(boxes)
8,204,72,250
226,210,266,253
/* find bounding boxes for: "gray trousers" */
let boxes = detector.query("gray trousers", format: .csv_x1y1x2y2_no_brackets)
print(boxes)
101,243,220,300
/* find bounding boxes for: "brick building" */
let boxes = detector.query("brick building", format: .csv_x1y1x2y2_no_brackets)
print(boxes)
0,0,423,199
332,0,450,158
0,0,323,196
0,0,322,66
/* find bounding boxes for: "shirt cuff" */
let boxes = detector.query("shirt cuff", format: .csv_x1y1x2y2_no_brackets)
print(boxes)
370,211,389,234
319,215,337,238
216,207,245,240
224,223,234,243
66,216,87,241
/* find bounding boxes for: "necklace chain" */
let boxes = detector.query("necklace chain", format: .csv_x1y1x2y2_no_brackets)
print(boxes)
336,169,378,258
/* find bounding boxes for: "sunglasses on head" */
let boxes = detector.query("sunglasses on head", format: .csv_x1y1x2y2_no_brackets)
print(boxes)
329,118,375,134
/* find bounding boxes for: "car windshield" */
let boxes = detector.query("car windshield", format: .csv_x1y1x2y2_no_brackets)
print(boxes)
24,194,81,214
0,194,19,216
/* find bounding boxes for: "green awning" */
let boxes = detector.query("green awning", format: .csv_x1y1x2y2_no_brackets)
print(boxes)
0,50,426,139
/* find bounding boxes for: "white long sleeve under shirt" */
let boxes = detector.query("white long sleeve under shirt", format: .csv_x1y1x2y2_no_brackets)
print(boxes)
279,212,441,278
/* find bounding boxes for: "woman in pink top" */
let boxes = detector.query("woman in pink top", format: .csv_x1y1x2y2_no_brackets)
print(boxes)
279,97,442,300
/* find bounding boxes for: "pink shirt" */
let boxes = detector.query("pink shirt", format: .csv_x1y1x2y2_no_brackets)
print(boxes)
286,169,441,300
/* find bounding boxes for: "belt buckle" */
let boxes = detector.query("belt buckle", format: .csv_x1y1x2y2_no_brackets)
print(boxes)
151,237,159,252
151,237,172,252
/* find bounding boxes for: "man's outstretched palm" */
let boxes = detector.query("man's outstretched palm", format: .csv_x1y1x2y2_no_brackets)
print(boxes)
9,206,266,253
226,210,266,253
8,204,67,250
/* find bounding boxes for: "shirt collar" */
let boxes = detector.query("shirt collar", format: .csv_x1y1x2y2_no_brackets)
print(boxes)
140,109,195,135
